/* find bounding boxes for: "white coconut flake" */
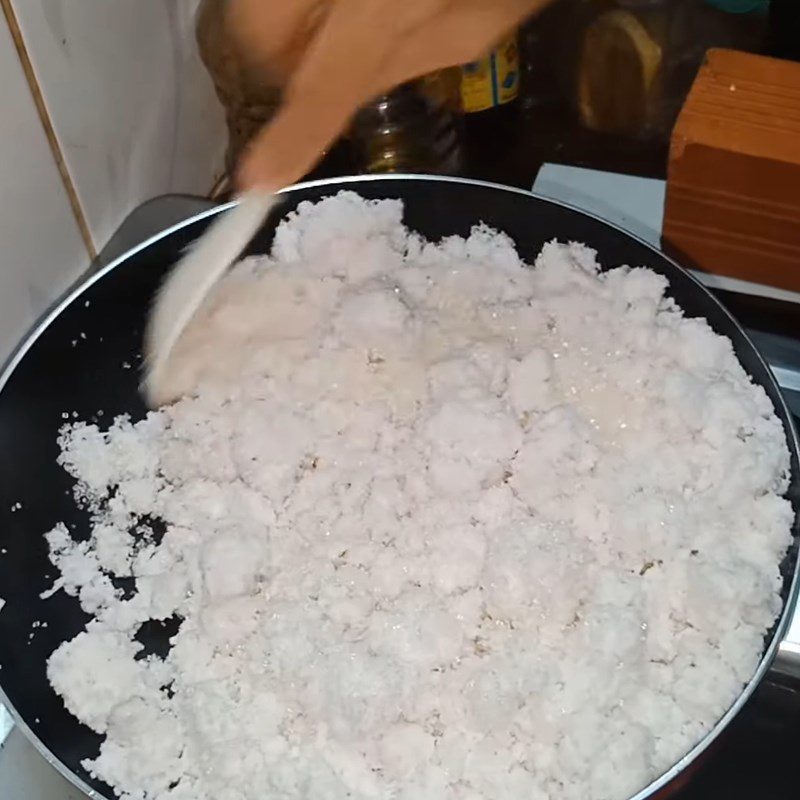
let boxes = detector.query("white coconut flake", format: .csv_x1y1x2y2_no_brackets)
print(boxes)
43,192,793,800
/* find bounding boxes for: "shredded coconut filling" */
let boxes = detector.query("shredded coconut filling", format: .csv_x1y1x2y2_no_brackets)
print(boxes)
44,192,792,800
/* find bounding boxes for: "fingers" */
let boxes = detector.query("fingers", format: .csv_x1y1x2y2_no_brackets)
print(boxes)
235,0,553,192
237,0,401,190
227,0,329,84
236,90,343,191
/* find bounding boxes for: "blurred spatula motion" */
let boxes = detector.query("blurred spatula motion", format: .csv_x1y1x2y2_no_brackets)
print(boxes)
142,191,277,408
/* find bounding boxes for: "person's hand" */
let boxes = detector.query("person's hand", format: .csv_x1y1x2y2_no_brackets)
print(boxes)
228,0,552,191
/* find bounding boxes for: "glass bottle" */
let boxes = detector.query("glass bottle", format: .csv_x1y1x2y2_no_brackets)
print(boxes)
349,71,463,175
574,0,770,142
460,30,521,138
519,3,572,112
576,0,671,139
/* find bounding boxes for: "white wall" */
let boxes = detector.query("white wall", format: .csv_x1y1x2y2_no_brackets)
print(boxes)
0,10,87,363
0,0,226,364
10,0,227,252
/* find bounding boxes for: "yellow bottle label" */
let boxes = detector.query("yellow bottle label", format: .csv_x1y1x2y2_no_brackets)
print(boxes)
461,34,520,113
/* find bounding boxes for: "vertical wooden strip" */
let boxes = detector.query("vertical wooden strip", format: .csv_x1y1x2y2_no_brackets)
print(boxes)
0,0,97,258
209,171,231,201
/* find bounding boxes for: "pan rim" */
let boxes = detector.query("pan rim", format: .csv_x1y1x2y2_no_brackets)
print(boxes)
1,172,798,800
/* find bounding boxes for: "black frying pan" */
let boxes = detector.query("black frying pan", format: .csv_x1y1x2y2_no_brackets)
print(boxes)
0,176,798,800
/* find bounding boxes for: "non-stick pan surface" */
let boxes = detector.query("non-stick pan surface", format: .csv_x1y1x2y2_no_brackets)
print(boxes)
0,176,798,800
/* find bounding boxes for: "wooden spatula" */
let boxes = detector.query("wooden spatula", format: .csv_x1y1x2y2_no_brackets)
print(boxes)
142,191,277,407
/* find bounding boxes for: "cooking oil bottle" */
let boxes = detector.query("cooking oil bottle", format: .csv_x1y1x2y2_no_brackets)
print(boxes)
460,30,521,140
349,70,463,175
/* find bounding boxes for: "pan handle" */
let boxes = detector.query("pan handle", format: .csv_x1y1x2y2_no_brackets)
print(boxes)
773,640,800,681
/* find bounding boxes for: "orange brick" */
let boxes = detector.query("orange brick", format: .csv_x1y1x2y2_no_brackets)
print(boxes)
663,48,800,291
